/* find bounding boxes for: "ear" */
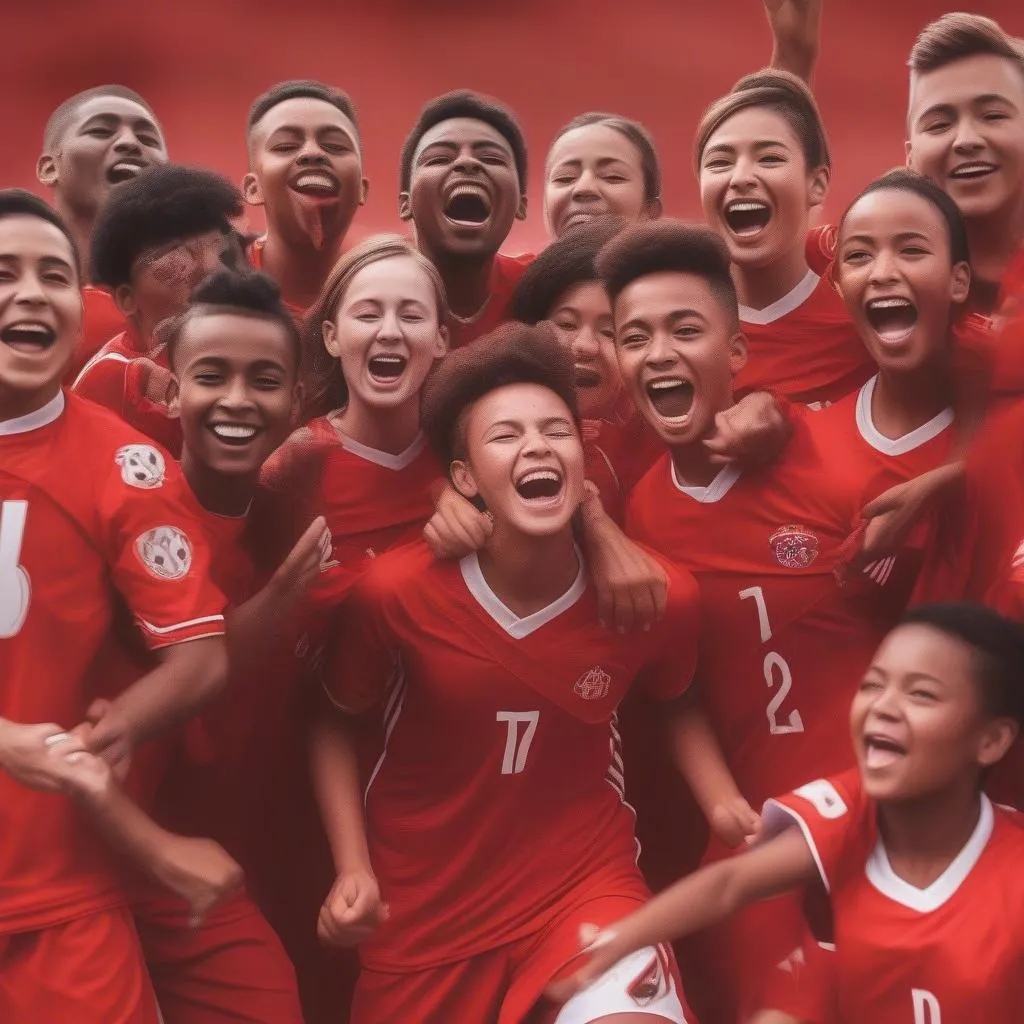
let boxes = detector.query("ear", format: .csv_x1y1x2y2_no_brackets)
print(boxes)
729,331,749,376
904,139,915,171
358,177,370,207
807,165,830,209
289,381,305,427
398,192,413,221
37,153,58,188
644,198,664,221
322,319,341,358
515,194,528,222
242,172,265,209
433,322,450,359
449,459,479,503
166,374,181,417
950,261,971,305
113,283,137,319
977,717,1019,769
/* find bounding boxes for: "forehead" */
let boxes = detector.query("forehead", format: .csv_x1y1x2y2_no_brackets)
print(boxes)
176,312,295,369
467,381,574,432
415,117,512,160
705,105,801,149
874,623,976,686
341,254,437,306
841,189,948,242
551,279,612,313
909,52,1024,119
254,97,359,146
71,95,160,132
548,123,642,168
0,214,77,268
615,270,729,322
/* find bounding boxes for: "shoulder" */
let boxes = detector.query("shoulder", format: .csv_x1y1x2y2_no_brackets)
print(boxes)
496,251,535,286
354,540,439,602
71,330,135,389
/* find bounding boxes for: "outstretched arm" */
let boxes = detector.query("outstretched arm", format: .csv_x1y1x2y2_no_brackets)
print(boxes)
765,0,822,84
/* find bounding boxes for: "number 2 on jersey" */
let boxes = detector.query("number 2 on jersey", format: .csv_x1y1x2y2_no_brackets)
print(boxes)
739,586,804,736
0,500,31,639
496,711,539,775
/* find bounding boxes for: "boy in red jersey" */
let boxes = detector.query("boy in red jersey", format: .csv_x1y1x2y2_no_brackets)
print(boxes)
37,86,169,381
602,179,963,1020
553,603,1024,1024
243,80,368,316
399,90,531,349
696,69,872,407
0,190,228,1022
73,165,243,455
313,324,701,1023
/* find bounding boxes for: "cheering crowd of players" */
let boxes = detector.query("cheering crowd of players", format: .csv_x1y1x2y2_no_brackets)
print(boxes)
3,4,1024,1023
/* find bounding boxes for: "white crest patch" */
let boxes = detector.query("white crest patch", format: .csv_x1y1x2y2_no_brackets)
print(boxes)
574,665,611,701
116,444,166,490
135,526,192,581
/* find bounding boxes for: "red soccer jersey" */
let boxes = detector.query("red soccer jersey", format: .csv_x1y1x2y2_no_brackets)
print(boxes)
64,286,128,385
734,269,874,408
0,392,225,933
324,540,700,971
805,224,838,277
244,236,307,320
627,379,953,815
72,328,181,456
447,251,534,349
763,770,1024,1022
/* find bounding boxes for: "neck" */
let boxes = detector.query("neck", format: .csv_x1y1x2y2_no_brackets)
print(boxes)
332,396,421,456
477,524,579,619
419,239,496,320
965,203,1024,298
127,314,159,356
731,246,810,312
180,452,255,517
877,782,982,889
54,197,96,285
0,384,61,424
262,230,347,310
870,362,950,440
669,409,732,489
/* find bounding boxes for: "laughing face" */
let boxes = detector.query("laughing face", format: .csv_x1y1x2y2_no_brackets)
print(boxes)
402,117,526,260
170,312,299,477
0,214,82,419
908,54,1024,225
613,270,745,447
245,97,367,252
837,188,970,375
323,254,447,416
38,95,167,218
452,382,585,538
700,105,828,271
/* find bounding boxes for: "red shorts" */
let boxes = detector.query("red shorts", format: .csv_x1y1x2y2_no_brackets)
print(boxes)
134,892,303,1024
352,893,689,1024
0,906,159,1024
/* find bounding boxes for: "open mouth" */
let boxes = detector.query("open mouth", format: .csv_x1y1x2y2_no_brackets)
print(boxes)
368,354,407,383
574,365,603,389
106,159,146,184
724,199,771,237
949,162,998,182
866,297,918,345
208,423,261,447
563,209,605,231
291,171,340,197
0,321,57,353
863,734,906,770
646,377,695,421
444,184,491,225
515,468,564,502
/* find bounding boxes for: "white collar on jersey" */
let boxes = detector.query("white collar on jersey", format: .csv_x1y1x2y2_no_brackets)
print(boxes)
866,793,994,913
738,268,820,325
0,390,65,436
670,461,741,503
855,375,953,456
459,545,587,639
328,416,427,471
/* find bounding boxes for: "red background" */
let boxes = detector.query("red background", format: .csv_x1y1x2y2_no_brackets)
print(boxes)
0,0,1017,252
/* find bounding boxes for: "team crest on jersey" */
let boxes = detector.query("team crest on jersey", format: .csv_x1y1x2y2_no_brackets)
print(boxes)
116,444,166,490
574,666,611,701
769,525,819,569
627,947,671,1007
134,526,192,581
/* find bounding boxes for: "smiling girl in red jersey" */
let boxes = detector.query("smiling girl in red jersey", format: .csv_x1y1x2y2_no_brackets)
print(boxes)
697,69,874,408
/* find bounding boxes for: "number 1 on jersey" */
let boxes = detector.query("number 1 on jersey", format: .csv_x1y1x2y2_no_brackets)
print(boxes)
740,586,804,736
0,500,31,639
496,711,539,775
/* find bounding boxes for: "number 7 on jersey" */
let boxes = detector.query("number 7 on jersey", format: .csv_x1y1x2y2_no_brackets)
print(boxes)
496,711,540,775
0,500,31,639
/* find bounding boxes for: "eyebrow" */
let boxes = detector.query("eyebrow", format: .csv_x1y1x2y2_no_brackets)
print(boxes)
266,124,356,142
189,355,287,371
703,139,792,157
917,93,1016,122
79,112,160,135
841,230,931,247
418,139,510,158
0,252,74,270
488,416,572,430
551,156,635,170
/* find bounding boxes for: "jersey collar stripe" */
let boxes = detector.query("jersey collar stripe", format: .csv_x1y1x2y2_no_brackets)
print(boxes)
335,425,428,471
739,269,820,326
0,391,65,435
865,794,994,912
459,547,587,639
855,375,953,456
670,461,741,503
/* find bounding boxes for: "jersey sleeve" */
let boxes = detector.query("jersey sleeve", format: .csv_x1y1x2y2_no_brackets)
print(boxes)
96,441,226,649
72,348,131,417
805,224,837,277
635,561,702,701
760,769,864,893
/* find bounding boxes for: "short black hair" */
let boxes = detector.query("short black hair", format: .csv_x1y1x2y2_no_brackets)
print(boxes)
550,112,661,204
841,169,971,267
247,80,360,139
901,604,1024,725
0,189,81,278
160,269,301,372
512,217,625,325
90,165,243,289
596,219,738,326
421,321,578,467
43,85,158,152
399,90,527,194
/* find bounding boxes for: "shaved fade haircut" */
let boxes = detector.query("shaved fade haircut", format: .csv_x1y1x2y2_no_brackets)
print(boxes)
43,85,158,152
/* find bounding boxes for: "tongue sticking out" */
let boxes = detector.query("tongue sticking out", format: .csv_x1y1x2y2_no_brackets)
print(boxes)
290,192,331,251
866,299,918,344
865,741,905,770
647,380,694,419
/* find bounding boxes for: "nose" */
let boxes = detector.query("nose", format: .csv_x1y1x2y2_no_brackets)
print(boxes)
13,270,47,307
570,169,600,200
111,126,143,154
644,330,678,370
868,249,899,286
572,323,600,361
296,137,329,165
952,115,984,154
376,307,403,341
728,154,757,190
521,425,553,458
452,147,484,175
220,374,255,410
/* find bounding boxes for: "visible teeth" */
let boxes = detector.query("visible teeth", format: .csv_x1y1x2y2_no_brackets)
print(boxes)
520,470,560,485
868,298,912,309
951,163,996,177
448,184,488,200
650,379,685,390
212,424,257,439
727,201,768,212
373,355,403,363
295,173,337,191
8,322,49,333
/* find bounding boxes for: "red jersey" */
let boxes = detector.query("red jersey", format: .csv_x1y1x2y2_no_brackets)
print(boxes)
324,540,700,970
65,286,127,384
735,269,874,408
72,328,181,456
763,770,1024,1022
627,379,953,817
244,236,307,320
447,251,533,349
0,392,225,933
805,224,838,277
